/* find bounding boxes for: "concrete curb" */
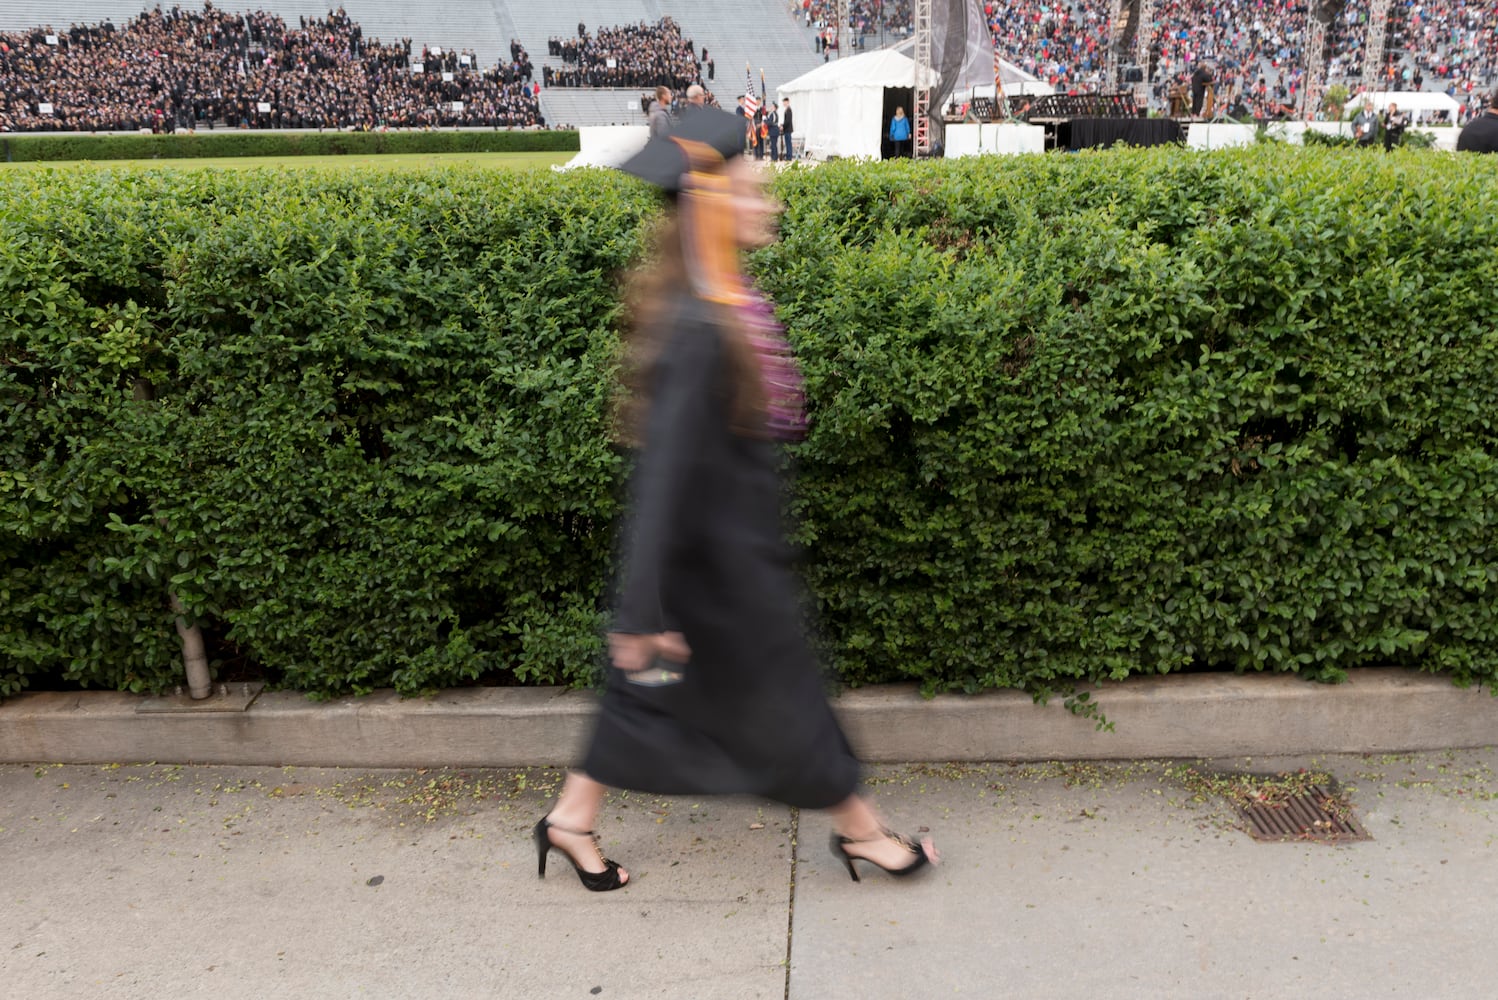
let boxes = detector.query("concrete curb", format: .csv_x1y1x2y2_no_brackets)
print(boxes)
1,668,1495,767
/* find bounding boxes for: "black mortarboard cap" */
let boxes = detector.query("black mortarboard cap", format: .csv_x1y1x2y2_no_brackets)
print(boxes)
619,107,747,194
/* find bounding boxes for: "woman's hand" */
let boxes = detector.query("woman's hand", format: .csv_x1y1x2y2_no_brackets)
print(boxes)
608,631,692,673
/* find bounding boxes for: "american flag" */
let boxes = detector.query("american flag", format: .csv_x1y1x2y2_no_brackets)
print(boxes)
742,64,759,115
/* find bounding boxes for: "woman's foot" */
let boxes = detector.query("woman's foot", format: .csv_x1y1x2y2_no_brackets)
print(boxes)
543,815,630,884
826,794,938,881
837,828,937,869
533,815,630,891
831,826,939,881
534,772,629,891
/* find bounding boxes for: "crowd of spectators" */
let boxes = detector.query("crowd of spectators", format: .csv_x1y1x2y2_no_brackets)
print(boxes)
788,0,1498,116
1392,0,1498,94
4,0,1488,132
795,0,912,36
543,18,703,91
0,2,544,133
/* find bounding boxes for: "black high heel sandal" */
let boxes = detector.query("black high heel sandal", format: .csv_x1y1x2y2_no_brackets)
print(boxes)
532,816,628,892
829,827,933,882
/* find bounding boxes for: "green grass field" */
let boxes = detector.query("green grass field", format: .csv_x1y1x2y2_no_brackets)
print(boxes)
0,150,574,171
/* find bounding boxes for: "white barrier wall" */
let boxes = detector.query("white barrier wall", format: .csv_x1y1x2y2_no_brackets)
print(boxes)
1186,123,1257,149
1264,121,1354,144
564,120,1458,170
944,123,1046,158
1415,127,1460,152
557,126,650,170
1262,120,1457,150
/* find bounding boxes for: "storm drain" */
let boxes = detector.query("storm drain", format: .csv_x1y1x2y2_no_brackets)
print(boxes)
1238,785,1371,843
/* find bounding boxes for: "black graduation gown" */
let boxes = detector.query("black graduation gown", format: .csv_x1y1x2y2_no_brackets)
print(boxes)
1457,111,1498,153
582,295,860,810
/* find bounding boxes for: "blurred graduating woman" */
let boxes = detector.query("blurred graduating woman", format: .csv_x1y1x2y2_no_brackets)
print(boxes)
533,107,940,891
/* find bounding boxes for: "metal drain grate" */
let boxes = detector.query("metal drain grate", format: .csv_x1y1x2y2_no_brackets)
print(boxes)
1239,785,1371,843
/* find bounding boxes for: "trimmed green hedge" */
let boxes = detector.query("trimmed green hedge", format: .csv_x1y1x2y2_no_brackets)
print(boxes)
2,165,648,697
766,149,1498,697
3,147,1497,700
1302,130,1357,148
1,128,579,162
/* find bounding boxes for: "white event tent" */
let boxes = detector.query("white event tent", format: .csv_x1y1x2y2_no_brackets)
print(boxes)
777,45,1046,160
777,49,940,160
1347,90,1464,123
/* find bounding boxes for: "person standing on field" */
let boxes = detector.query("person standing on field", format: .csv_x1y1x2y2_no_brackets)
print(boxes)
648,86,673,138
887,105,912,158
1352,100,1379,146
1382,103,1408,151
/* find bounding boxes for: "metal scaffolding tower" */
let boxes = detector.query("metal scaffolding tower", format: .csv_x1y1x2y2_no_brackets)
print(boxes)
1105,0,1127,87
1133,0,1155,108
913,0,932,156
1301,13,1328,118
1361,0,1393,93
1105,0,1152,106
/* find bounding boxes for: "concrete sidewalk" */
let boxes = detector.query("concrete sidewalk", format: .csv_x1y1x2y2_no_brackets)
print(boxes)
3,750,1495,999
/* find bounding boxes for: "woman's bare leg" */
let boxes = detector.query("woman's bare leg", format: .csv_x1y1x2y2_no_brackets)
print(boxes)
544,771,629,883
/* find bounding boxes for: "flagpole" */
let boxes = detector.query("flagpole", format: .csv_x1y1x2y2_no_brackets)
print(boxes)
744,62,757,150
759,68,769,157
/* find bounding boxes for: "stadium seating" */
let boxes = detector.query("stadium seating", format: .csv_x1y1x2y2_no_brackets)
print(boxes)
0,2,130,32
0,2,508,67
3,0,1492,109
0,1,824,130
0,4,542,132
656,0,821,102
514,1,820,125
540,87,654,128
309,0,509,71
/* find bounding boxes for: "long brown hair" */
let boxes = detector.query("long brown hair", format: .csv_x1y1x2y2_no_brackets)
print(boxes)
616,196,766,446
